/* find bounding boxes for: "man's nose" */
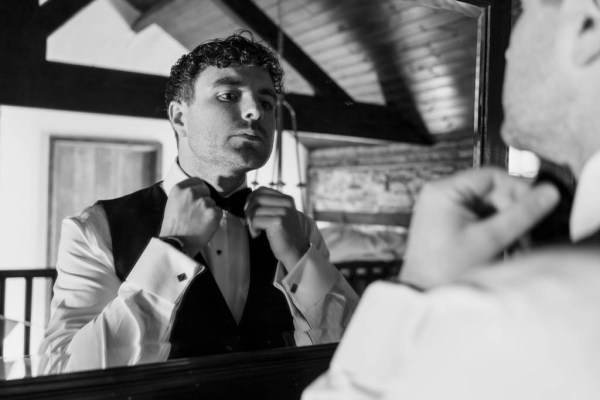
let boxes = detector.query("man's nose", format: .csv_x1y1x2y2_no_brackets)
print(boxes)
242,96,262,121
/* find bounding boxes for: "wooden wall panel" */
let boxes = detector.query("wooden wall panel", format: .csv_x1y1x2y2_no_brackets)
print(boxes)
47,138,161,266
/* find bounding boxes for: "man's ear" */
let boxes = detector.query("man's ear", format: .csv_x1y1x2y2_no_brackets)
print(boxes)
564,0,600,68
168,100,188,138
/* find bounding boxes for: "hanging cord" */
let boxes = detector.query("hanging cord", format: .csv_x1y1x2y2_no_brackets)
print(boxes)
282,100,307,211
270,0,286,190
266,0,307,211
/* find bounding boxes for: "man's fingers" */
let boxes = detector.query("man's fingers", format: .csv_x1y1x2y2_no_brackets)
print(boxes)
474,183,561,249
245,189,295,218
440,168,530,207
249,215,285,231
246,206,288,219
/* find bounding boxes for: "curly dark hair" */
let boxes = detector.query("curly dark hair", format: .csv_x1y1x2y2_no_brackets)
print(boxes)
165,30,284,112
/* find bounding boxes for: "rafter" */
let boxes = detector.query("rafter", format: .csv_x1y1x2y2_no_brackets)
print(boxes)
34,0,95,37
213,0,353,102
131,0,176,32
0,59,430,144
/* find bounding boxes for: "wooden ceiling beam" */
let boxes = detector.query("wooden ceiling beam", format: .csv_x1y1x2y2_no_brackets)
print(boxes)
0,59,430,144
34,0,95,37
213,0,353,102
131,0,176,33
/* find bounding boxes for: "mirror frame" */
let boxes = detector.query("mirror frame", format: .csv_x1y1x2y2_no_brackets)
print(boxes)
0,0,513,398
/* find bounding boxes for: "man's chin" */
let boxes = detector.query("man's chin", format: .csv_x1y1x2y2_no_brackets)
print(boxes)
228,151,269,172
500,119,532,152
500,121,519,148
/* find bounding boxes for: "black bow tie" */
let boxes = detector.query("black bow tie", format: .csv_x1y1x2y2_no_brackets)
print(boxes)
204,182,251,218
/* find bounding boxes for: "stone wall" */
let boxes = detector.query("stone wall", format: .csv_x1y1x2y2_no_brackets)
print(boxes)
308,132,475,219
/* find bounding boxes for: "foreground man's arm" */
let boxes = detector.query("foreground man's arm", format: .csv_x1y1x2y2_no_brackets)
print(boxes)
302,168,561,400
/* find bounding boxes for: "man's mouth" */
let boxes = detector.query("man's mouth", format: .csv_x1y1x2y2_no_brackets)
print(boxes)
233,133,264,145
236,129,265,142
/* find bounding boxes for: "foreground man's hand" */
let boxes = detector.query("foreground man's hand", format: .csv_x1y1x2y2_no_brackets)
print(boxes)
159,178,223,257
400,168,560,289
245,187,309,270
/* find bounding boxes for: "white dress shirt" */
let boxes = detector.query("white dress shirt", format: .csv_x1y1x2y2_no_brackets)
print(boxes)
303,248,600,400
39,162,358,374
570,150,600,241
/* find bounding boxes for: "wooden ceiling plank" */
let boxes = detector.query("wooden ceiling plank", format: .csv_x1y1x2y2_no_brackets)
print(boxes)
131,0,177,32
212,0,353,101
418,96,474,110
332,48,476,85
300,8,470,57
311,19,476,73
410,71,477,92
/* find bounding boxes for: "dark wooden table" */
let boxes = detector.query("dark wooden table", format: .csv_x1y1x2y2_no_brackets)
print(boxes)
0,343,337,399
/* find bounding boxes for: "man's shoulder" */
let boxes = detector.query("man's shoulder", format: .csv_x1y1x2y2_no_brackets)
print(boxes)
98,182,164,208
66,182,165,230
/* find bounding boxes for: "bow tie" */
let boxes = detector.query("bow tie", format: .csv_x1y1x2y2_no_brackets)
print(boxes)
204,182,251,218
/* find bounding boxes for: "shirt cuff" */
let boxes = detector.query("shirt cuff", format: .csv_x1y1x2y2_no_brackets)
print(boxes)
127,238,204,304
277,243,338,309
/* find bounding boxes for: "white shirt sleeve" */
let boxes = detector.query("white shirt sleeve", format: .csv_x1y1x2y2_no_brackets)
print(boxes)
39,204,201,374
303,252,600,400
274,213,359,345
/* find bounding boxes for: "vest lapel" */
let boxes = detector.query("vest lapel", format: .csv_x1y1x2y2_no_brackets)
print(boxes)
99,183,166,281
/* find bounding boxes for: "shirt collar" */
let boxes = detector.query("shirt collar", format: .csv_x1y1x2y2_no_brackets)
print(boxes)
161,160,248,198
570,151,600,242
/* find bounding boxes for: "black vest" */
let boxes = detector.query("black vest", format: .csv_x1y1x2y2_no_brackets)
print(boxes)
99,183,294,359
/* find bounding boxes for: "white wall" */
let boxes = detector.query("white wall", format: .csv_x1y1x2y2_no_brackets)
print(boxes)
0,105,177,268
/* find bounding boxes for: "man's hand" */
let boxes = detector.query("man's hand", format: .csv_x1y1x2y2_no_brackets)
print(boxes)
159,178,222,257
245,187,309,270
400,168,560,289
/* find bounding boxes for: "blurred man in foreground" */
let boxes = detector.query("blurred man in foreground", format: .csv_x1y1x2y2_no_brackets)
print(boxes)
304,0,600,398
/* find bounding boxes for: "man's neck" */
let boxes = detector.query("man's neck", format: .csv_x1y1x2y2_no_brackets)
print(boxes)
178,158,246,197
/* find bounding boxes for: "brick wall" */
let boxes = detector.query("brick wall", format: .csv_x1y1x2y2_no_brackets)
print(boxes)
308,132,475,217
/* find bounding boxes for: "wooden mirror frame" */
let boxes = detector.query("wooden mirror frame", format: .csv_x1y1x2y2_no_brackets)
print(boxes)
0,0,512,398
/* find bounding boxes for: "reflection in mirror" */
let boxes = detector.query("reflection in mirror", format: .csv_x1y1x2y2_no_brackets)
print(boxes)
0,0,492,383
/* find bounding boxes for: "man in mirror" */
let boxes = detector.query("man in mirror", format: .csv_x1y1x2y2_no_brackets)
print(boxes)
304,0,600,398
40,31,358,374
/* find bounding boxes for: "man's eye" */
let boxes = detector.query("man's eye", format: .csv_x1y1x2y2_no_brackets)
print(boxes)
262,100,274,111
217,92,238,102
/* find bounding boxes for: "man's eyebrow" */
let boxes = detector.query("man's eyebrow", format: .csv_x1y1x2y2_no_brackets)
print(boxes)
259,88,277,100
212,77,243,88
212,77,277,100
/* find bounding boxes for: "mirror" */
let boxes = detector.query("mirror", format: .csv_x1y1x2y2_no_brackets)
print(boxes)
0,0,511,388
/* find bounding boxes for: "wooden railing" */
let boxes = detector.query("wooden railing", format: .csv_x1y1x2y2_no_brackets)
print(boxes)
336,261,402,296
0,269,57,356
